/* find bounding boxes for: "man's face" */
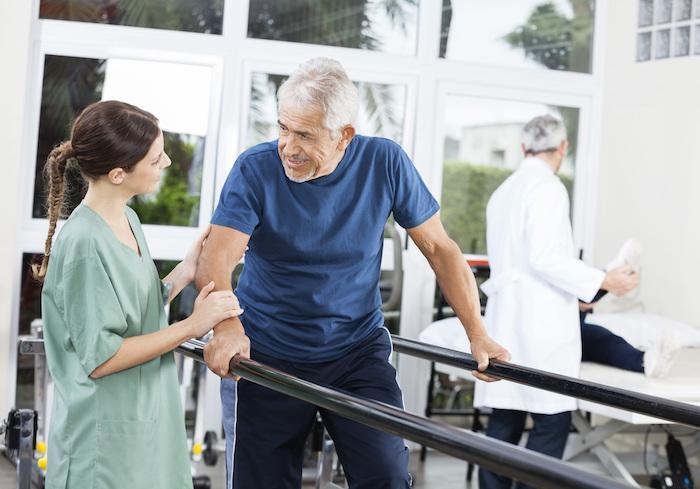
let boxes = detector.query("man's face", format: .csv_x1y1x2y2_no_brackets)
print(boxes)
277,105,345,183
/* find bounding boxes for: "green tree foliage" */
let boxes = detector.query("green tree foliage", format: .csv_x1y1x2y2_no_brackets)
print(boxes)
39,0,223,34
442,162,573,254
247,0,416,51
439,0,452,58
441,163,512,254
502,1,593,73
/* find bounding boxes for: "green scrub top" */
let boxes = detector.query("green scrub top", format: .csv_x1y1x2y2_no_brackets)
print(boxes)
41,204,193,489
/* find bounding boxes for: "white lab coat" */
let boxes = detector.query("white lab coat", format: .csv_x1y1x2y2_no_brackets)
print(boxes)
473,157,605,414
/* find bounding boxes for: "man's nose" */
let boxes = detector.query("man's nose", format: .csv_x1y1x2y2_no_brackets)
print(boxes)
284,135,301,155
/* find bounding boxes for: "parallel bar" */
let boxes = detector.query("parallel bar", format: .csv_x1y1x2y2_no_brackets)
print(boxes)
179,340,629,489
391,335,700,429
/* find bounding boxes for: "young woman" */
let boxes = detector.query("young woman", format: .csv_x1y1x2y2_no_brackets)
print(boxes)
35,100,241,489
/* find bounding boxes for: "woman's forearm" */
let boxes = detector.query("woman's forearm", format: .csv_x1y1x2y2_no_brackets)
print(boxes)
162,262,194,303
90,318,194,379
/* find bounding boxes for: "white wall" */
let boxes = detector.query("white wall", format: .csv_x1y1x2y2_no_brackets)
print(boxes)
0,1,34,416
594,0,700,324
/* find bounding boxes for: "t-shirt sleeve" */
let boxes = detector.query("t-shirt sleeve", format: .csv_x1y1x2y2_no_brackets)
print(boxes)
211,157,262,235
390,146,440,229
61,257,127,376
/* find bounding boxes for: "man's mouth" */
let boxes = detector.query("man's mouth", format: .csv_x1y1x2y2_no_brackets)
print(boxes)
285,157,308,169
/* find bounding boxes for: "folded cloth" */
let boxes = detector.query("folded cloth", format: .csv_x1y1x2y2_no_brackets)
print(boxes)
586,312,700,351
606,237,642,272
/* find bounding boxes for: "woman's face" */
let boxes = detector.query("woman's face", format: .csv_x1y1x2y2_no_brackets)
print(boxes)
125,131,171,195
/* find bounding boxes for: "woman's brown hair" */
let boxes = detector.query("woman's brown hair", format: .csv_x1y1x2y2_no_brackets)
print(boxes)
33,100,159,281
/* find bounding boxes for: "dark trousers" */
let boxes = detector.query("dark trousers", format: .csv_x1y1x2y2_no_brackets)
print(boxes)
224,327,410,489
580,311,644,373
479,409,572,489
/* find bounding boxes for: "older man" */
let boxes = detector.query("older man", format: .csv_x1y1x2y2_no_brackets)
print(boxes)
195,57,509,489
474,115,639,489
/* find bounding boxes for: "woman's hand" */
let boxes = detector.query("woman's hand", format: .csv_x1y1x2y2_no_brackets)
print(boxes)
180,225,211,283
187,281,243,338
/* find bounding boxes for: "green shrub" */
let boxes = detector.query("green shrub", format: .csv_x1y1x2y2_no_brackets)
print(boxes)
441,162,573,254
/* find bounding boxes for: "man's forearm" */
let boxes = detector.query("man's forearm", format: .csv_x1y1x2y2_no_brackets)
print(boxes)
429,242,487,339
195,253,232,291
195,252,246,336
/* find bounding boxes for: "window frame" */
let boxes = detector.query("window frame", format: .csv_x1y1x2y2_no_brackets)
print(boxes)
10,0,607,416
19,29,225,259
430,82,595,259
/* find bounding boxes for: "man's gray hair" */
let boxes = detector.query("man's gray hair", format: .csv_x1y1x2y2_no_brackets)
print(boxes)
277,57,359,136
522,114,567,154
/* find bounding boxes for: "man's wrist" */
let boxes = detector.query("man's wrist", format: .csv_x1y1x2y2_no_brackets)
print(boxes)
461,314,487,340
213,317,244,335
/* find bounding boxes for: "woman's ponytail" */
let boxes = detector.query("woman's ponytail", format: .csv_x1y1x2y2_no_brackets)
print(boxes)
32,141,74,281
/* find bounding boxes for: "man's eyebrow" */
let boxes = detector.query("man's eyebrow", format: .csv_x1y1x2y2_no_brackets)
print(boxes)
278,120,312,137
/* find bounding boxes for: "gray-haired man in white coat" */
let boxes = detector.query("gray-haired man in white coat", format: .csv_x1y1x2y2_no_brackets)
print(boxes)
475,115,638,489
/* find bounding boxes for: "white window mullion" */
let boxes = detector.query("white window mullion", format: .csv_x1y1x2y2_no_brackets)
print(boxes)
212,0,249,205
39,19,227,57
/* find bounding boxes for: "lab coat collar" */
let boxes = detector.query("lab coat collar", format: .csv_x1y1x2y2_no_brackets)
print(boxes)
520,156,555,174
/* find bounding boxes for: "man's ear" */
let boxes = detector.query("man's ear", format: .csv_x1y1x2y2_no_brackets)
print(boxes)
337,125,356,151
108,167,126,185
559,140,569,156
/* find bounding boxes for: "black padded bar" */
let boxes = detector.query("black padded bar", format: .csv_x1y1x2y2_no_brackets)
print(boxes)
179,339,629,489
391,335,700,429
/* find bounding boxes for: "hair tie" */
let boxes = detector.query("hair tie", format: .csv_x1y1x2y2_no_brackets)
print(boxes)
61,141,75,158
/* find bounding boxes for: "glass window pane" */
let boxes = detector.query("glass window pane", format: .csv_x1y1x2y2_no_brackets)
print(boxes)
655,0,673,23
695,0,700,17
39,0,224,34
674,0,693,20
637,31,653,60
15,253,44,410
695,24,700,53
441,96,578,255
673,26,691,55
655,28,671,57
247,0,419,55
639,0,655,26
246,72,407,148
441,0,595,74
33,55,212,227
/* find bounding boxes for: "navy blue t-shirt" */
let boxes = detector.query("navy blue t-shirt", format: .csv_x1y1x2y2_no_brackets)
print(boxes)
212,135,439,362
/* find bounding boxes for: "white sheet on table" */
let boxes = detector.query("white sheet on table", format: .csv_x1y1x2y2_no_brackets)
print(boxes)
585,312,700,351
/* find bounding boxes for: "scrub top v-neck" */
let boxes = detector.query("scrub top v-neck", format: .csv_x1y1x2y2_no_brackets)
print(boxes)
41,204,192,489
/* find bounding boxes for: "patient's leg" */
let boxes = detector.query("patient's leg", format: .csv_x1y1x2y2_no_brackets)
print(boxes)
580,321,644,373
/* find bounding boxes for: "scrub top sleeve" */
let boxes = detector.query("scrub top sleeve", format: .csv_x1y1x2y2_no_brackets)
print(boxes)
62,257,127,376
211,158,261,236
390,147,440,229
